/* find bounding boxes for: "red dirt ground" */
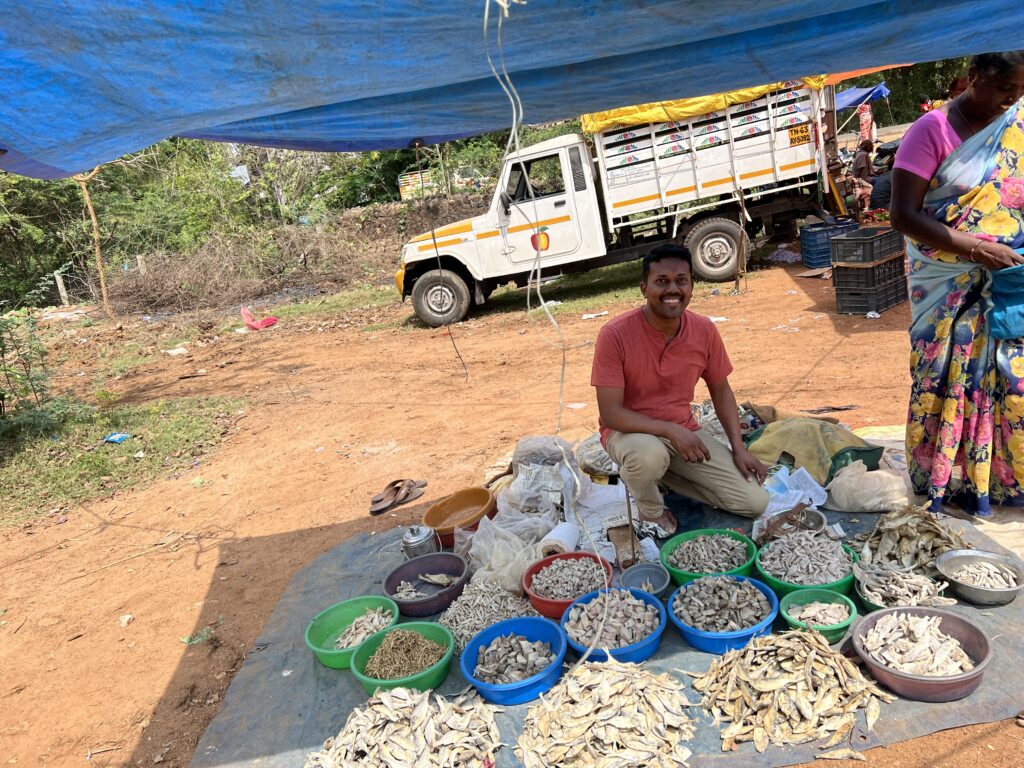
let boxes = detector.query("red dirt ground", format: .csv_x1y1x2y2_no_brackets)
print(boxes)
2,264,1022,767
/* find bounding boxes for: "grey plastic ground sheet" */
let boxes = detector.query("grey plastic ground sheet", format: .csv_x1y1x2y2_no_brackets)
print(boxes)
192,501,1024,768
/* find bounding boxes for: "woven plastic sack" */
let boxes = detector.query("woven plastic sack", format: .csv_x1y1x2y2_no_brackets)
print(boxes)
825,460,910,513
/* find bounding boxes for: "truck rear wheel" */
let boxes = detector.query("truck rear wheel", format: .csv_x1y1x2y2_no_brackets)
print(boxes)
411,269,471,327
684,217,748,282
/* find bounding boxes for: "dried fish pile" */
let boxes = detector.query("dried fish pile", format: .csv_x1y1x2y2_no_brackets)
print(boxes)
419,572,458,587
306,687,501,768
394,580,426,600
516,659,695,767
439,578,539,651
860,505,969,572
333,607,392,650
672,576,771,632
692,630,893,753
861,612,974,676
854,562,956,608
529,557,606,600
788,601,850,626
564,589,660,648
668,534,748,573
760,531,852,586
474,633,555,685
953,560,1019,589
363,629,446,679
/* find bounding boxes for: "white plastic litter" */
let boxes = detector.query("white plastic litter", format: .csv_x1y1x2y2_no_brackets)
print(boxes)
866,311,881,319
763,466,828,516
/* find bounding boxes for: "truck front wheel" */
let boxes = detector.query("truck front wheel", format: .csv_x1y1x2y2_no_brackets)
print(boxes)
684,217,748,282
411,269,471,327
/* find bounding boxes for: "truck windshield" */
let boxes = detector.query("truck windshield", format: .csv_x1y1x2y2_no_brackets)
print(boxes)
505,154,566,202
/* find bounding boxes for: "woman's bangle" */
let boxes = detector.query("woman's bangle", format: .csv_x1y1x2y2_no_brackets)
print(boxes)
967,240,983,262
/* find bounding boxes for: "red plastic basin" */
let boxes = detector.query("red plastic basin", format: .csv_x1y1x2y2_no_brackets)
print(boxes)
521,552,613,619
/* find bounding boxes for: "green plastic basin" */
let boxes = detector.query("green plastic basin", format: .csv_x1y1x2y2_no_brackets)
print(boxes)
660,528,757,586
351,622,455,696
755,543,859,598
779,588,857,644
304,596,399,669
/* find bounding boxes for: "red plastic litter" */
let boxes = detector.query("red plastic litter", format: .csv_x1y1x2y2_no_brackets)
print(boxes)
240,306,279,330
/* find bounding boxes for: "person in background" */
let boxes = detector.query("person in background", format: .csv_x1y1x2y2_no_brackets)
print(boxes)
852,139,875,182
845,172,872,211
932,77,968,110
591,245,768,536
890,50,1024,515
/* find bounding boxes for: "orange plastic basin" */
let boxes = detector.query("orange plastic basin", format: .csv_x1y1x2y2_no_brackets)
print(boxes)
422,487,496,546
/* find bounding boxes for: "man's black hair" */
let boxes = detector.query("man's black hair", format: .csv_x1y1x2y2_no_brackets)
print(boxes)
972,50,1024,78
642,244,692,281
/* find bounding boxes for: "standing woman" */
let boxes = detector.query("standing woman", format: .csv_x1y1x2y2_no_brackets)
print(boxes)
891,51,1024,515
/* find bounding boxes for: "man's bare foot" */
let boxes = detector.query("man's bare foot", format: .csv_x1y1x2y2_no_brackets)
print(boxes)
639,508,678,538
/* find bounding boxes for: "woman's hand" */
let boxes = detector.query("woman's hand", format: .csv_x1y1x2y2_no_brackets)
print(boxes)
970,240,1024,270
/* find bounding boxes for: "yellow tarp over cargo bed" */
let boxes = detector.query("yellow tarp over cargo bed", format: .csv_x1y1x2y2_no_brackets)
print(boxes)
580,75,829,135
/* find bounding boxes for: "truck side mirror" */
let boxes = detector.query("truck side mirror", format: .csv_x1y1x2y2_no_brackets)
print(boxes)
499,191,511,217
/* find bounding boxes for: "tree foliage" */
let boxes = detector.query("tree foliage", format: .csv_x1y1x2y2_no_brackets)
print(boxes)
847,57,970,127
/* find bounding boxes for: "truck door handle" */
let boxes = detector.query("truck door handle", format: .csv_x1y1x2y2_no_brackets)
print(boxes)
553,200,566,207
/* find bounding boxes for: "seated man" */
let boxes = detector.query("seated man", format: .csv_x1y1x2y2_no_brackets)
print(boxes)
591,244,769,536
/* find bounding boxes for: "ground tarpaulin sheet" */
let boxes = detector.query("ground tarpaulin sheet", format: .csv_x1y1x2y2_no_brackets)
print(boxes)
192,503,1024,768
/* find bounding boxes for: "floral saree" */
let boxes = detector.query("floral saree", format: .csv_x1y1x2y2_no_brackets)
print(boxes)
906,99,1024,514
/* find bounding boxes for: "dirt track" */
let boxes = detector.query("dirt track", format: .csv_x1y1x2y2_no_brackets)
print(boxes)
2,264,1022,767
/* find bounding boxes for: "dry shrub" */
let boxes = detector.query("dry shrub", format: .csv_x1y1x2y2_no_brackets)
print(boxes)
109,234,281,312
109,192,492,312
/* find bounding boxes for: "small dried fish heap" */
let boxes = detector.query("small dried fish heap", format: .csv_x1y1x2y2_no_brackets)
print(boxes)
306,687,501,768
529,557,607,600
692,630,893,755
333,607,392,650
788,601,850,627
439,578,539,651
473,633,555,684
854,562,956,608
363,629,446,679
394,580,426,600
668,534,748,573
516,659,695,767
861,612,974,676
760,531,852,586
564,589,660,648
859,504,969,573
673,576,771,632
419,572,458,587
953,560,1019,589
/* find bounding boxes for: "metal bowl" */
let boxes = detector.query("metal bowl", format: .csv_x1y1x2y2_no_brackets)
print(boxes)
851,607,991,702
934,549,1023,606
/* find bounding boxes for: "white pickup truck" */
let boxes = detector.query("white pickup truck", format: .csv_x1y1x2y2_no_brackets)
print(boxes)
396,81,829,326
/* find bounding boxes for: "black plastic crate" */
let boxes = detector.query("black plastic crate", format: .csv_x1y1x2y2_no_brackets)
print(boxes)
835,276,908,315
832,253,905,290
830,226,904,263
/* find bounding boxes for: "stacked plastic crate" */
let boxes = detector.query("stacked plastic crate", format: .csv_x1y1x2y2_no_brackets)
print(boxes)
830,227,907,314
799,221,859,268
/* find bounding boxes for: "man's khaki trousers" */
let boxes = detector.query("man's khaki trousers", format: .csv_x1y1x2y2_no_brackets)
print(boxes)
605,430,769,520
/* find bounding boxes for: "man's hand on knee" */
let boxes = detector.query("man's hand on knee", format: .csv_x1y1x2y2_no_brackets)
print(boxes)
666,424,711,463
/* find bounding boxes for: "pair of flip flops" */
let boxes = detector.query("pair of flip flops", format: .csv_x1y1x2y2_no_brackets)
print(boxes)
369,479,427,516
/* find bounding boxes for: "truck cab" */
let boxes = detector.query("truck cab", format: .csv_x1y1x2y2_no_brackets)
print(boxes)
396,134,606,327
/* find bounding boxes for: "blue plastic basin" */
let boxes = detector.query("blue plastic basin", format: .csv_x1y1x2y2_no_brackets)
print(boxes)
667,576,779,654
560,588,667,663
460,617,567,705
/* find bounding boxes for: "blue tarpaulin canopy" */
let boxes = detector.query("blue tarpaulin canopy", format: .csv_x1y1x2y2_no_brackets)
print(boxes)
836,82,893,110
2,1,1022,179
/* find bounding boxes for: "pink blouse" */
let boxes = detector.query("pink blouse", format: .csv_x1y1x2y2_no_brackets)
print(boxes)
893,109,964,182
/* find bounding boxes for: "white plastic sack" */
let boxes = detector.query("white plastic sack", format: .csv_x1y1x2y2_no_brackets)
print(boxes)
576,432,615,476
460,515,540,594
825,460,910,513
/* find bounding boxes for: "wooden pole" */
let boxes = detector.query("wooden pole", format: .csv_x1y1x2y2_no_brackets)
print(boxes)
71,167,113,319
54,271,70,306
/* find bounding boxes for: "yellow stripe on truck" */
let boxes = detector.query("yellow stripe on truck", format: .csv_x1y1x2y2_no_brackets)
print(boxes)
474,214,572,240
417,237,466,252
409,222,473,243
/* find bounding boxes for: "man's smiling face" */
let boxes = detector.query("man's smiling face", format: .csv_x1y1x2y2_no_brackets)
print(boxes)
641,256,693,321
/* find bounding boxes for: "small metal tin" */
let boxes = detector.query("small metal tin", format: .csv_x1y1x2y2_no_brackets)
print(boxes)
402,525,440,559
